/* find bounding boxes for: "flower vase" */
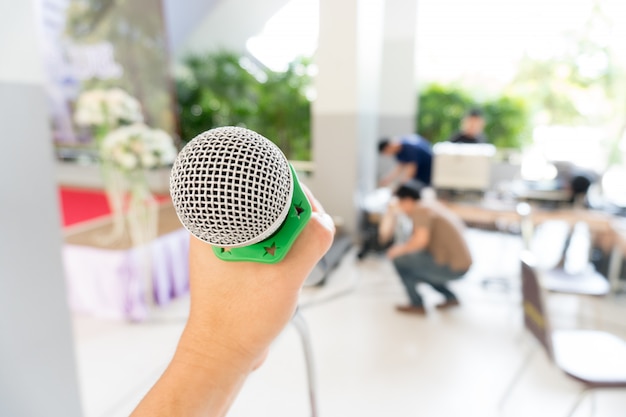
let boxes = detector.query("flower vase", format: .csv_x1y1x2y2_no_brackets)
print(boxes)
126,170,159,311
95,125,127,245
98,160,127,244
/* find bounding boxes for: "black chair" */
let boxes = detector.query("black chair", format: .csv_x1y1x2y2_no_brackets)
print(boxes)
499,252,626,416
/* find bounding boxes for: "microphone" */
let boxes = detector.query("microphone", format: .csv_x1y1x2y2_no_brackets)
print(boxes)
169,126,311,263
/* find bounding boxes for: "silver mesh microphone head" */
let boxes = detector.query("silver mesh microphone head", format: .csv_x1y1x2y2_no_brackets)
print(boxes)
170,126,293,248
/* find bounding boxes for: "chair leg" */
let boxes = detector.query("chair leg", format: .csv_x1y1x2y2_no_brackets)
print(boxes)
498,345,538,415
564,388,590,417
292,310,319,417
589,391,596,417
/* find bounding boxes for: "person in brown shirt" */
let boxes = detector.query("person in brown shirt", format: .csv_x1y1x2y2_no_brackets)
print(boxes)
380,183,472,315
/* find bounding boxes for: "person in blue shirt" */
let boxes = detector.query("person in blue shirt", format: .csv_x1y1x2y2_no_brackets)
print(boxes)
378,134,433,186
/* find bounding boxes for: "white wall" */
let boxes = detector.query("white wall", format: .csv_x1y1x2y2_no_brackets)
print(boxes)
178,0,290,57
162,0,221,54
0,0,45,83
0,1,82,415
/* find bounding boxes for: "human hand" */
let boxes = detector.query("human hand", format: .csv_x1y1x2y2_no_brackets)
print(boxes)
378,177,393,188
386,245,405,260
180,184,335,370
131,185,335,417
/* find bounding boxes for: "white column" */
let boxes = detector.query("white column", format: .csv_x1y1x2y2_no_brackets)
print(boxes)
311,0,385,234
378,0,419,137
0,1,82,416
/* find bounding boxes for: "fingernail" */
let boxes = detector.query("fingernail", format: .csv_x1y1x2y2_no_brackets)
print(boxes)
315,212,335,233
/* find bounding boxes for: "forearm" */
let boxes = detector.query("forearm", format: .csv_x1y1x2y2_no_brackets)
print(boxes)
378,209,396,244
380,165,402,186
392,240,426,257
130,244,265,417
130,327,253,417
387,227,429,258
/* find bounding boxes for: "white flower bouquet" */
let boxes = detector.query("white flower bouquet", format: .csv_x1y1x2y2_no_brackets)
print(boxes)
74,88,144,130
74,89,174,250
100,123,177,171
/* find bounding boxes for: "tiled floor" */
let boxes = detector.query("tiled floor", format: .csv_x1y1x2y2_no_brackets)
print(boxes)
72,229,626,417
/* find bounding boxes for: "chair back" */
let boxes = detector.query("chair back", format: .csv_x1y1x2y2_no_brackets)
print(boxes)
520,252,554,359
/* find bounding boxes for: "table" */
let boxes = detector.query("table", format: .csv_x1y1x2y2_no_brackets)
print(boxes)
442,200,614,234
443,199,625,293
63,203,190,321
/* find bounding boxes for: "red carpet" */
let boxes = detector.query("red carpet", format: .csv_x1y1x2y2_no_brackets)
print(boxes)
59,187,170,228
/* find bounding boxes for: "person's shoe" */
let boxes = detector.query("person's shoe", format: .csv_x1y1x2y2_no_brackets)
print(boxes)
395,305,427,315
435,299,460,310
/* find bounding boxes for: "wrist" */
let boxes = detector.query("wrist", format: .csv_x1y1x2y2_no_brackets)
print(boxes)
388,244,406,258
176,322,259,376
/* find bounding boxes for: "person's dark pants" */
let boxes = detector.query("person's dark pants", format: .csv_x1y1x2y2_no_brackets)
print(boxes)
392,251,466,307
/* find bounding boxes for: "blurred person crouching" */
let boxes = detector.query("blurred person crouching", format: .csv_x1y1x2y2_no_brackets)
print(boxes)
379,182,473,315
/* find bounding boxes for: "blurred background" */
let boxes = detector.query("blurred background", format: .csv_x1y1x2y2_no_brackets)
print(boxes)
1,0,626,416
